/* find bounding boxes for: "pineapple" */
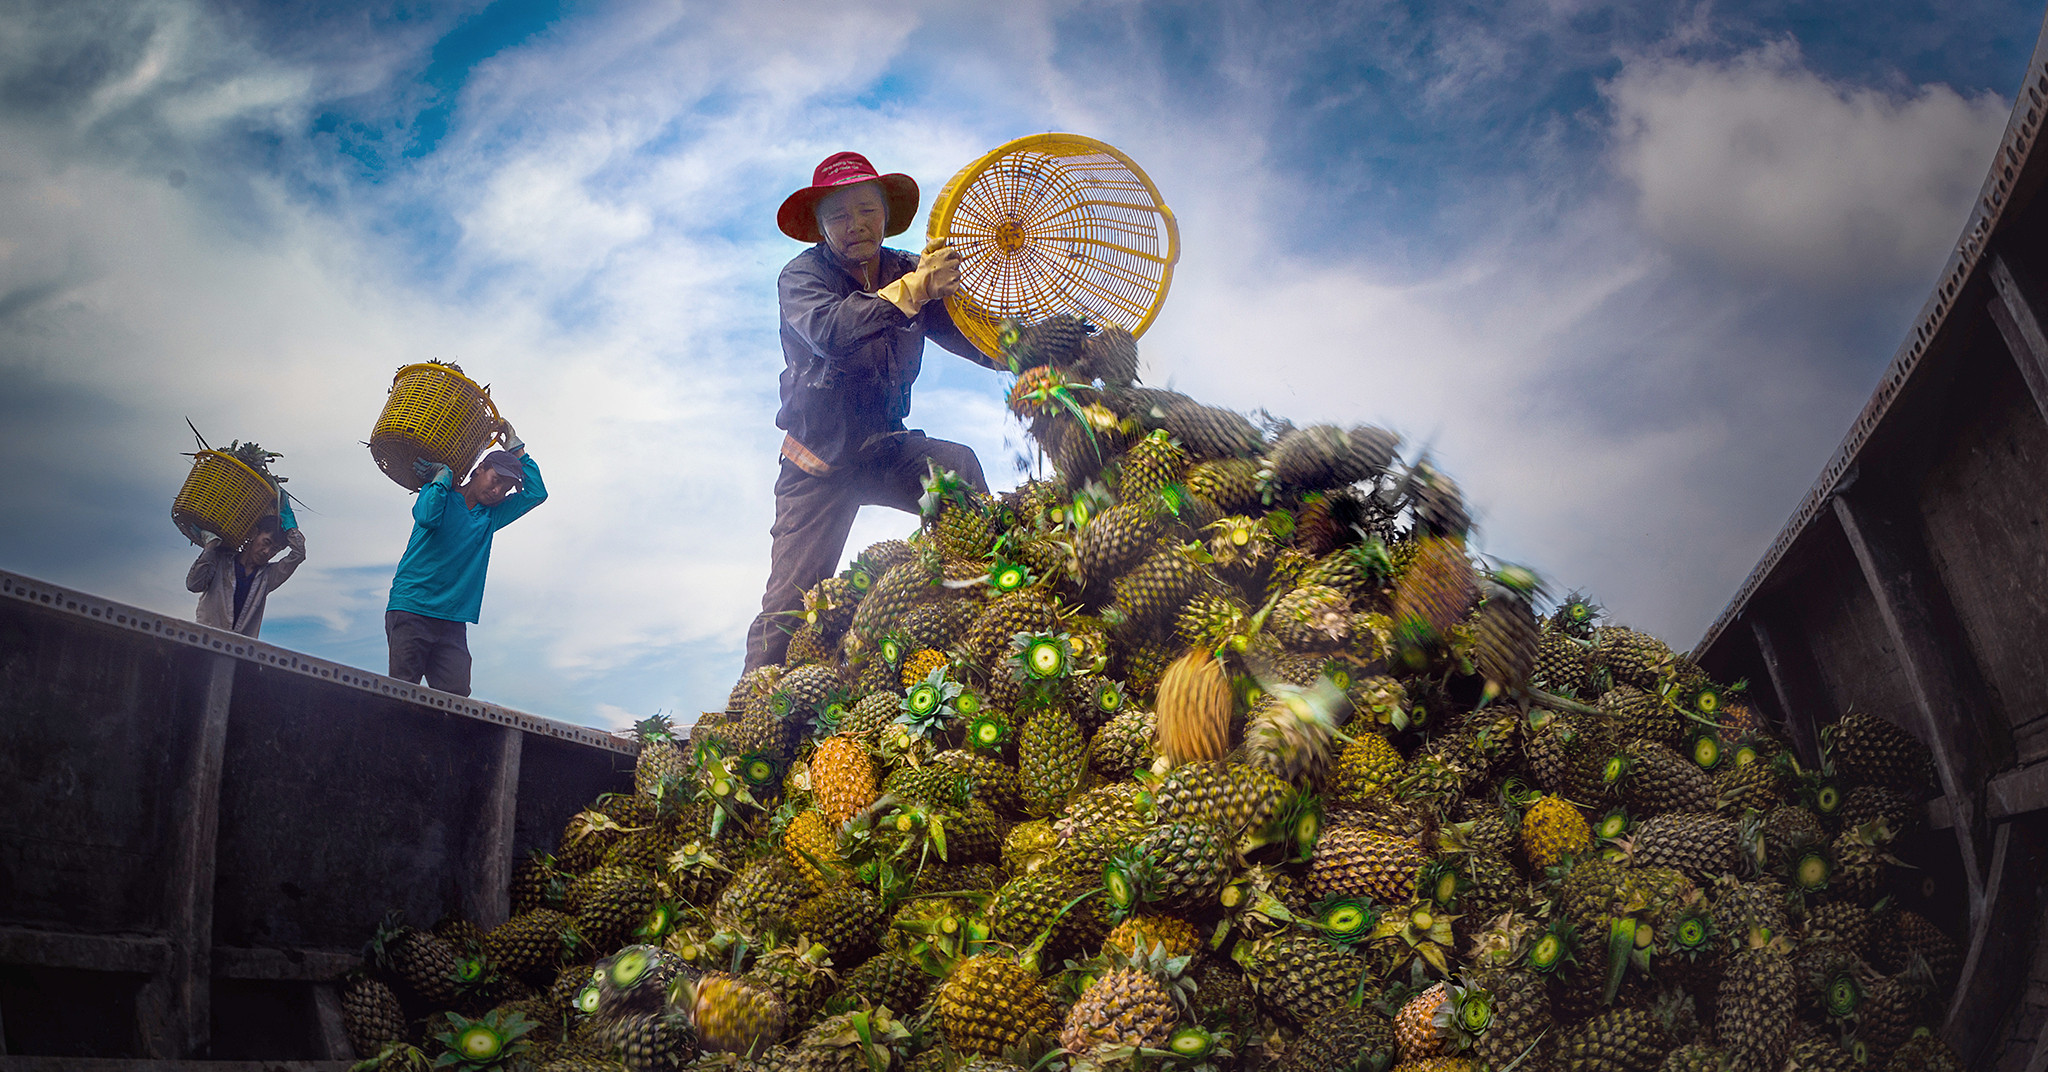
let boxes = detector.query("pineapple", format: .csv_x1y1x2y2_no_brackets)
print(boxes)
1233,932,1368,1025
1304,825,1425,905
634,714,690,797
1624,813,1738,880
1394,983,1452,1060
1119,430,1190,504
837,951,932,1017
1556,1005,1669,1072
483,908,575,982
1520,795,1591,870
1716,943,1794,1072
688,972,789,1054
1017,706,1085,818
1828,712,1936,798
1333,732,1408,802
1285,1004,1398,1072
788,885,885,961
808,736,877,825
1060,966,1180,1055
340,972,408,1057
932,955,1062,1056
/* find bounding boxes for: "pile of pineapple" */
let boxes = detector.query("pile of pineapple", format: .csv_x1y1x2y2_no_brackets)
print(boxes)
341,318,1967,1072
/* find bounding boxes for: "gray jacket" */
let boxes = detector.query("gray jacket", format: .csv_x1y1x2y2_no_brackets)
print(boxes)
186,527,307,637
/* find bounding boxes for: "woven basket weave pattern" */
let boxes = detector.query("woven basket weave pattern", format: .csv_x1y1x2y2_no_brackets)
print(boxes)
928,133,1179,360
369,364,500,491
172,451,275,547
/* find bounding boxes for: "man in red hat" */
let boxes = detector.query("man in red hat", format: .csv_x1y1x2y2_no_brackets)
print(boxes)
746,151,1004,671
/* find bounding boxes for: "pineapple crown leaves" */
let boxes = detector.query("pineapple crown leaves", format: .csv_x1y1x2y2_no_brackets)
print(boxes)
987,556,1036,596
1100,845,1159,922
1548,590,1604,638
668,838,733,878
429,1009,538,1070
634,712,679,744
1416,858,1474,912
1523,916,1580,975
1367,900,1459,977
819,1006,915,1072
1600,916,1644,1006
918,459,979,520
897,667,964,737
1431,976,1498,1049
365,909,416,972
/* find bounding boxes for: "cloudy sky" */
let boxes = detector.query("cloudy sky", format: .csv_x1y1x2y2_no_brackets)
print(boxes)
1,0,2037,730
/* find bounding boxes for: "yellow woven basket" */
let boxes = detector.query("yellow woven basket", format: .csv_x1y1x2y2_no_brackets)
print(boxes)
927,133,1180,360
370,363,503,491
172,450,279,548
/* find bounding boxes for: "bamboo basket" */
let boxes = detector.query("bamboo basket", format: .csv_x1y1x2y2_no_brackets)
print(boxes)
172,451,279,548
926,133,1179,361
369,363,503,491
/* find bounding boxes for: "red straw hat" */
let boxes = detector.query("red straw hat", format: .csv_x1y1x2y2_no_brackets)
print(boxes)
777,151,919,243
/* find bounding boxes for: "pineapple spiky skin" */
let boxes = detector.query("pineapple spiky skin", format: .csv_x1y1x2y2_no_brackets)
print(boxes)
1394,983,1451,1060
1623,742,1716,815
1601,686,1680,746
1334,732,1408,803
611,1008,698,1072
1151,760,1295,841
634,715,691,797
373,921,462,1008
1393,536,1478,641
788,885,885,962
1716,948,1794,1072
1103,914,1201,959
483,908,575,982
1829,713,1937,798
1111,541,1202,627
933,955,1062,1057
715,856,807,934
1591,628,1671,691
1520,796,1592,871
1087,705,1158,780
1535,630,1595,696
1061,967,1179,1055
809,736,877,825
1303,825,1426,909
938,748,1027,816
690,971,789,1054
1151,395,1265,461
1472,967,1555,1072
571,864,660,952
1556,1006,1669,1072
1127,820,1233,912
1235,932,1369,1026
1079,499,1166,585
1185,457,1263,514
837,952,932,1018
1120,430,1190,505
1285,1003,1398,1072
340,974,408,1057
1626,812,1739,880
1017,707,1086,818
780,809,845,895
1271,584,1353,651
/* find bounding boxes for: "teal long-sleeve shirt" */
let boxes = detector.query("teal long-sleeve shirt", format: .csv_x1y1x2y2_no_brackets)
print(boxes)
386,453,547,623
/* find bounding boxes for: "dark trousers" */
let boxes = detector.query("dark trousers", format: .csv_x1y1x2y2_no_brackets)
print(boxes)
386,610,473,697
745,432,987,671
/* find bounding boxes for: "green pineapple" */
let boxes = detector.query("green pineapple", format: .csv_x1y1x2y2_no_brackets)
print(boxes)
1017,707,1085,818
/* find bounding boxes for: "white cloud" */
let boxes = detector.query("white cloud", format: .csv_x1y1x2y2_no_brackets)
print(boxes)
1608,40,2009,287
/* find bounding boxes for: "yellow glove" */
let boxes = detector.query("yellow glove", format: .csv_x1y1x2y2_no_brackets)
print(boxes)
879,240,964,315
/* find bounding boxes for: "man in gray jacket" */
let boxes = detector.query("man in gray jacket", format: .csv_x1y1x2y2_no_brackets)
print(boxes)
186,496,306,637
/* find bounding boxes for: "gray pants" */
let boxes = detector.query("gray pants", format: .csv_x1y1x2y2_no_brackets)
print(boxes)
745,432,986,671
386,610,473,696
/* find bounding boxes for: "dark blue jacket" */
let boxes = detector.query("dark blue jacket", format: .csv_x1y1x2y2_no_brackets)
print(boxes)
776,243,992,470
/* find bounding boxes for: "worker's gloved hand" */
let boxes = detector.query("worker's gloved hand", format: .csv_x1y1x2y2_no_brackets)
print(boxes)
878,240,965,315
412,458,453,485
497,419,524,455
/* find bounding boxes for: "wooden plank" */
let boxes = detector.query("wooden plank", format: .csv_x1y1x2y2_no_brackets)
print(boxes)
1832,493,1995,909
309,984,355,1062
1748,612,1826,764
0,927,169,974
461,725,523,930
1945,823,2037,1064
1990,252,2048,427
1991,763,2048,820
132,654,234,1059
208,945,357,982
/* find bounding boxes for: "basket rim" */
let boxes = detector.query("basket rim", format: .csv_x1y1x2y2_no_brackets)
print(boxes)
388,362,503,422
926,131,1181,357
188,448,280,494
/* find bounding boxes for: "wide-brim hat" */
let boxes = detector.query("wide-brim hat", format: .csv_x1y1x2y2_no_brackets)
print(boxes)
777,151,919,243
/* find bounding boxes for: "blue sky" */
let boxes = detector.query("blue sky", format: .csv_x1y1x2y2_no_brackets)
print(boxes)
0,0,2038,729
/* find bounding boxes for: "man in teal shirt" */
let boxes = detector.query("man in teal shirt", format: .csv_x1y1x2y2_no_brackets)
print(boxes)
386,423,546,696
